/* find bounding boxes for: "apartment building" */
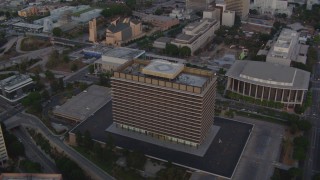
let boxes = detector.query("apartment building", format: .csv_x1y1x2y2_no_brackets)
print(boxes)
250,0,292,16
111,60,217,147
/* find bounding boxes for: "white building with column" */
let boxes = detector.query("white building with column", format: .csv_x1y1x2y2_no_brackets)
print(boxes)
226,60,310,108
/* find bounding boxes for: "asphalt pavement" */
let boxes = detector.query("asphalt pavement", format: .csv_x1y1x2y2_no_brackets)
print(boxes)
304,46,320,180
4,112,114,180
13,127,59,173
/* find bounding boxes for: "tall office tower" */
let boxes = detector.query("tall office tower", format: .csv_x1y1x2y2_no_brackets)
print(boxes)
186,0,215,11
89,18,97,43
224,0,249,19
112,60,217,147
0,124,8,166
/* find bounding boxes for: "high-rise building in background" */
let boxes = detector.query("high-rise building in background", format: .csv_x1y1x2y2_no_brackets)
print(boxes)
186,0,215,11
111,60,217,147
0,124,8,167
89,18,97,43
223,0,249,19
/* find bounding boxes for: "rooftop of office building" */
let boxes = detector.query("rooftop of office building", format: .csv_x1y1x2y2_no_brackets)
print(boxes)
113,59,215,94
0,74,33,91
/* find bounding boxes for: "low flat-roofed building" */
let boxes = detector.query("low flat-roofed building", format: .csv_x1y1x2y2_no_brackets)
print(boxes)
53,85,111,122
12,22,43,33
172,18,220,55
88,46,145,73
153,37,173,49
0,74,34,103
0,124,8,166
112,59,216,147
226,60,310,108
0,173,62,180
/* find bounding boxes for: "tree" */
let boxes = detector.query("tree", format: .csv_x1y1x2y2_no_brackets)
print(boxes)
293,147,306,160
75,131,83,146
288,167,303,178
293,136,309,150
179,46,191,57
92,142,103,157
127,150,146,170
297,120,312,132
156,164,185,180
63,55,70,63
52,27,63,37
154,8,163,15
83,130,93,149
88,64,94,74
45,70,55,80
313,173,320,180
165,43,179,56
8,141,25,158
71,63,78,71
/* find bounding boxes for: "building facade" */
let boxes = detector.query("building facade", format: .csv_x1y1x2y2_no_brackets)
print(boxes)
112,60,216,147
89,18,97,42
142,14,180,31
226,60,310,108
224,0,249,19
171,16,220,55
266,28,309,66
186,0,214,11
250,0,292,16
222,10,235,27
0,124,8,167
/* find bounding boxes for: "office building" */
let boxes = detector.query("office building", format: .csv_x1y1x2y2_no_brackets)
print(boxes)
186,0,214,11
142,14,180,31
112,59,217,147
226,60,310,108
0,124,8,166
266,28,309,66
250,0,292,16
222,10,235,27
89,18,97,43
0,74,34,103
171,13,220,55
224,0,249,19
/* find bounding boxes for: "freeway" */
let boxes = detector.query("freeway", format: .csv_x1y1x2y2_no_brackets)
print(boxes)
4,112,114,180
13,127,59,173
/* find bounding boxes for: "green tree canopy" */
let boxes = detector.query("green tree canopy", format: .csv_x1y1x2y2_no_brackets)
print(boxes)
179,46,191,57
165,43,179,56
52,27,63,37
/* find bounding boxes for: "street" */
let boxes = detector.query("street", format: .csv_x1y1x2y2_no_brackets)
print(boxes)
3,112,114,180
13,127,59,173
305,46,320,179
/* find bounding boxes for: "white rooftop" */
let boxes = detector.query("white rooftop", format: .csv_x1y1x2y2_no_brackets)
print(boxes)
142,60,185,79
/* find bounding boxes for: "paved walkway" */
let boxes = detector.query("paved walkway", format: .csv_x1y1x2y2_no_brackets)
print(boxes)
106,123,220,157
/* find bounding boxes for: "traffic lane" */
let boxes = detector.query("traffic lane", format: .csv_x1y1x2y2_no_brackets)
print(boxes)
13,128,59,173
